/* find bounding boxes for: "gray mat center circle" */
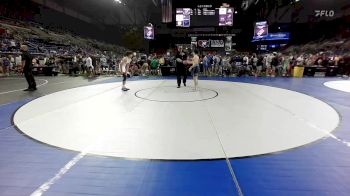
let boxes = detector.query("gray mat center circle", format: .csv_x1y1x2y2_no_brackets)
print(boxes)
135,86,219,102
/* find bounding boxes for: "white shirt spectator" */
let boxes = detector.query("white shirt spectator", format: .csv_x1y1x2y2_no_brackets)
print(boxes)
266,54,273,67
296,56,304,66
10,40,16,47
100,56,107,66
86,57,93,69
222,56,230,67
15,55,22,66
243,56,249,65
214,55,220,66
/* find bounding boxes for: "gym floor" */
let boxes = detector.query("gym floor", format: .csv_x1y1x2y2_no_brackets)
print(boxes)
1,75,350,196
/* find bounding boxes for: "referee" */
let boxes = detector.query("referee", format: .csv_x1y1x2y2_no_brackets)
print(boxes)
176,47,188,88
21,45,37,91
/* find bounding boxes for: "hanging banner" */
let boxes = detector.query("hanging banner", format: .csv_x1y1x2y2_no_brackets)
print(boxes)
219,8,234,26
176,8,191,27
198,40,210,48
253,21,268,39
144,26,154,40
210,40,225,48
225,36,232,51
252,32,290,42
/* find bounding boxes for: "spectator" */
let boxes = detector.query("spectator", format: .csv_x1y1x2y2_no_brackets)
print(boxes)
296,55,304,67
271,52,279,77
252,54,258,73
141,62,149,76
150,56,159,75
2,56,10,76
213,54,221,75
159,55,165,67
222,55,231,77
343,54,350,78
255,55,264,77
202,54,210,77
282,54,290,76
85,55,93,77
9,55,14,70
0,56,3,76
266,53,273,76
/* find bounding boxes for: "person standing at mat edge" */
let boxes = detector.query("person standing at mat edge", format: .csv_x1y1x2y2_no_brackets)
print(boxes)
189,50,200,91
176,47,188,88
21,45,37,91
119,51,133,91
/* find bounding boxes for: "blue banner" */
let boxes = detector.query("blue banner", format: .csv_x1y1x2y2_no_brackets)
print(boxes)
252,32,290,42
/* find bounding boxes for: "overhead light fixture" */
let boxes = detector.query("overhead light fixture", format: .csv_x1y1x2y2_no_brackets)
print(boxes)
114,0,122,4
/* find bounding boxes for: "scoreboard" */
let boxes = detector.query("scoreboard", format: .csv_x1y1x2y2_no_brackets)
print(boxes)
176,4,233,27
191,5,216,16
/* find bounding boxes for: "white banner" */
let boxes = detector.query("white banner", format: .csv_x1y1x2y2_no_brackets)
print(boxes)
210,40,225,47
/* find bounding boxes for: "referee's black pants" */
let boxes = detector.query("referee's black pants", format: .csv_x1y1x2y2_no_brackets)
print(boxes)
176,66,187,87
24,70,37,89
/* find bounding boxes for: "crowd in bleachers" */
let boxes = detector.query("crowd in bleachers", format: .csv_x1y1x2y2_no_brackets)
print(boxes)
139,45,350,78
0,17,127,77
197,51,350,77
1,16,349,78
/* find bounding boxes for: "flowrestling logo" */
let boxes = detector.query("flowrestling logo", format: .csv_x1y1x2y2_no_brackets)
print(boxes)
315,10,335,17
